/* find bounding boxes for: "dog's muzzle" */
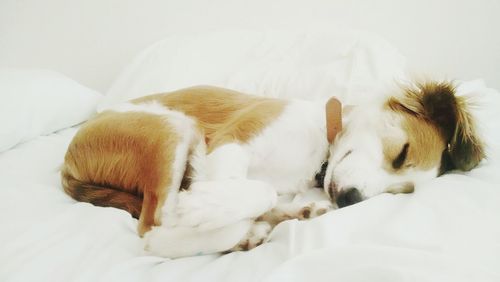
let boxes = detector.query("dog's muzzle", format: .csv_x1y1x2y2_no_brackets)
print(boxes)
328,182,362,208
336,187,362,208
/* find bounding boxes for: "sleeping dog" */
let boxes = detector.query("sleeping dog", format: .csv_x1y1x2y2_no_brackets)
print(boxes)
61,82,484,257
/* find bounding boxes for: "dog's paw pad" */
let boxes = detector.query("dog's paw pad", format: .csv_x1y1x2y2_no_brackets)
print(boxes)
299,206,312,219
299,201,333,220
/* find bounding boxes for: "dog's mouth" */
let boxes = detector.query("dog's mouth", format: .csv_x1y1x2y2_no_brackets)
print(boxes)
327,181,339,200
314,160,340,202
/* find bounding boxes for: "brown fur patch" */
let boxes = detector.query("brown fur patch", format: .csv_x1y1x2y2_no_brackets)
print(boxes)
383,110,445,173
133,86,288,153
61,111,180,236
386,81,484,173
61,170,143,218
403,114,446,170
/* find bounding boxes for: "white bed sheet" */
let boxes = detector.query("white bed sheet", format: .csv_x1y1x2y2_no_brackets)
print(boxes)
1,81,500,282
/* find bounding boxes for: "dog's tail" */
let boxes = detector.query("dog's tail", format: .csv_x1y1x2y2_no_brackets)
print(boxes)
61,168,142,218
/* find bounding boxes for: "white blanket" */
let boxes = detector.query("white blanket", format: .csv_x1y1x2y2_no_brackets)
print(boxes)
1,80,500,282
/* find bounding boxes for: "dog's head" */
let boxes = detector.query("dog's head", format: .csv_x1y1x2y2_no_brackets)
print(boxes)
324,81,485,208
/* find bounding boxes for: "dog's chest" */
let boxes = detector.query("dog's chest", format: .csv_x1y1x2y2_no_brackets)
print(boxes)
244,101,329,194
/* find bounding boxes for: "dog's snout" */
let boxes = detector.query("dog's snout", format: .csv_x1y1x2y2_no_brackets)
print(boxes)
336,187,362,208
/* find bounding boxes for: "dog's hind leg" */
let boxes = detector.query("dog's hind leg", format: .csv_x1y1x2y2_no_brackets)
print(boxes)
144,219,254,258
138,111,203,236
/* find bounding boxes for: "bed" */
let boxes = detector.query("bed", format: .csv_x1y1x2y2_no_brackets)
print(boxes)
1,28,500,282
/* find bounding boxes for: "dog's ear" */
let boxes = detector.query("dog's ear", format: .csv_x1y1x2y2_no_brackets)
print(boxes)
325,97,342,143
417,82,484,171
389,81,485,172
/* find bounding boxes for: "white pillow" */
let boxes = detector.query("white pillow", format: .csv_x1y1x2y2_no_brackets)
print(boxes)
0,69,102,152
100,27,407,111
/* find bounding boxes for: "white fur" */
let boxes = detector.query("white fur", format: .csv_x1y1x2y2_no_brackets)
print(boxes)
174,179,277,230
324,102,440,199
273,199,333,218
160,125,201,228
205,143,250,180
230,221,272,251
168,99,330,233
145,220,254,258
142,95,444,258
144,100,332,257
245,100,329,194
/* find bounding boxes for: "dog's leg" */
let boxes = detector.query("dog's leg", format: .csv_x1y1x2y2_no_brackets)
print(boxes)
204,143,250,180
144,219,254,258
229,221,272,252
257,199,333,228
172,143,277,230
174,179,277,230
138,118,202,237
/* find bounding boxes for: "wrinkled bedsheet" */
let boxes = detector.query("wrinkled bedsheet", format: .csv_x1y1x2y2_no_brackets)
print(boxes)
1,81,500,282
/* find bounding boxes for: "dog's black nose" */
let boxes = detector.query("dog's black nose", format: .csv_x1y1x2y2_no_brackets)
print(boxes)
336,187,362,208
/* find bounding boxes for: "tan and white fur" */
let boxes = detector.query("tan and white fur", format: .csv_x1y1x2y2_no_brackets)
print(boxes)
61,82,484,258
323,82,484,206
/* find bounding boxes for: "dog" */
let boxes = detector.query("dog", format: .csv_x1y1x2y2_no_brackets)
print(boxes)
61,82,484,257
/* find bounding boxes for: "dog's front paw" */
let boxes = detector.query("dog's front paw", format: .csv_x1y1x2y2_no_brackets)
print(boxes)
175,180,277,231
298,200,333,219
229,221,272,252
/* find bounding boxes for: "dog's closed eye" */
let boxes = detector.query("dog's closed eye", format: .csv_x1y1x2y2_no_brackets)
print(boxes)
392,143,409,169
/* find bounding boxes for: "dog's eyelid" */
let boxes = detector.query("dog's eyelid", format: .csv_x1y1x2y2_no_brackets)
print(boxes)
339,150,352,162
392,143,409,169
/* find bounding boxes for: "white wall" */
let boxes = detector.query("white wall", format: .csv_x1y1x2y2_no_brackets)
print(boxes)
1,0,499,92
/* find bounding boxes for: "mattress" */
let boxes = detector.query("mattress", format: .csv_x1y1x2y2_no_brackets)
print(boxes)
1,29,500,282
